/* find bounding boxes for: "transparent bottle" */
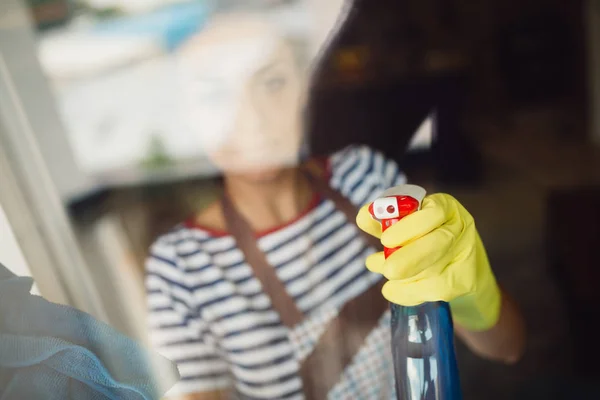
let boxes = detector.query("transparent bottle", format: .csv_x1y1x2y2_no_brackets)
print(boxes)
391,301,462,400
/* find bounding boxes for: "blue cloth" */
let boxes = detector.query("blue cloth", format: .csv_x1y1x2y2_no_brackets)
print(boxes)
0,263,179,400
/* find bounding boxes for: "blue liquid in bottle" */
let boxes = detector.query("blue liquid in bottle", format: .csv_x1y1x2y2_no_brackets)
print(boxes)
391,302,462,400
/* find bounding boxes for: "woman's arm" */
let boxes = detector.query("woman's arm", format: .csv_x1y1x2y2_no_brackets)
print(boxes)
454,287,526,364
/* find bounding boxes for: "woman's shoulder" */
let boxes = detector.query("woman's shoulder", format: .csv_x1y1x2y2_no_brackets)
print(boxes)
146,220,234,290
328,144,403,183
328,144,387,176
304,145,384,181
316,144,407,207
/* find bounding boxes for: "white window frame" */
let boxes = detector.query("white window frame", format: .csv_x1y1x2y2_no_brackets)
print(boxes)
0,0,107,320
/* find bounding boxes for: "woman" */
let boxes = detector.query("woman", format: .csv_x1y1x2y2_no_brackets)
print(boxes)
145,7,525,400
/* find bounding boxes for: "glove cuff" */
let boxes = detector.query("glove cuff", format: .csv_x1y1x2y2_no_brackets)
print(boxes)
450,278,501,331
449,238,502,331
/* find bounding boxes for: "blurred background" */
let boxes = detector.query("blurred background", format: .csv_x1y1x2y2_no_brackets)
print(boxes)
1,0,599,398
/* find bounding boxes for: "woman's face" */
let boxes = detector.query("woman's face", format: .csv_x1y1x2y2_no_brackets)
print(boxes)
177,17,306,180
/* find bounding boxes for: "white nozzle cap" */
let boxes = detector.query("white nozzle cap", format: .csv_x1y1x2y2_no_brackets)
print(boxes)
380,184,427,210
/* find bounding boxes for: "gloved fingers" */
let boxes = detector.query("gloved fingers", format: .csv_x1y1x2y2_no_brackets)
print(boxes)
356,203,382,239
380,194,448,249
365,251,386,274
381,228,454,281
382,276,457,306
453,197,475,227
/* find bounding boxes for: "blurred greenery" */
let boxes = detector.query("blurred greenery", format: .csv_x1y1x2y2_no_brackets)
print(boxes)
141,134,174,170
70,0,125,19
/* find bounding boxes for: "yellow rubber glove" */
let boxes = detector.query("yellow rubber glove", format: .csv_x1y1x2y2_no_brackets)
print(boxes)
356,193,502,332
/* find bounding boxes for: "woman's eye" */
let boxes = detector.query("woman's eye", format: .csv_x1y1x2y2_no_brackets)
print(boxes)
264,76,286,92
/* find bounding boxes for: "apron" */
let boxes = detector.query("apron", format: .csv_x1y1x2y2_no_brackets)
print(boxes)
221,162,388,399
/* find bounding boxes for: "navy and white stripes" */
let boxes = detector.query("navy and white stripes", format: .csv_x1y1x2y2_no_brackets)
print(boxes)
146,145,406,398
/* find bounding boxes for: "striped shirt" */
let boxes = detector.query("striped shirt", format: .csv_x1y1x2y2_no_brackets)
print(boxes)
146,145,407,399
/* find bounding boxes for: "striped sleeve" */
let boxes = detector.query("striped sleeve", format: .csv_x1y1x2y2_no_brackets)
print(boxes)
329,145,408,207
145,238,231,396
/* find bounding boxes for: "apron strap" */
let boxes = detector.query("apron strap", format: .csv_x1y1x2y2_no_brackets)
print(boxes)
221,191,305,327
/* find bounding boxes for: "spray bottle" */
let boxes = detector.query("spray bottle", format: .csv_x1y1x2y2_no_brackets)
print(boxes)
369,185,462,400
